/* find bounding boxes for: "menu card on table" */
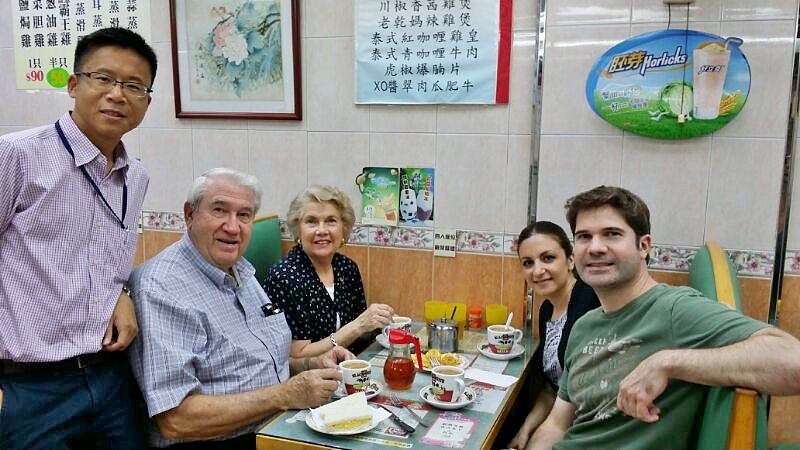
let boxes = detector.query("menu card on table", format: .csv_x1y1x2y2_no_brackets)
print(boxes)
420,412,479,449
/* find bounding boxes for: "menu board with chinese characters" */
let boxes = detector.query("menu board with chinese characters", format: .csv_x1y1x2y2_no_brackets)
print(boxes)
12,0,152,90
355,0,511,104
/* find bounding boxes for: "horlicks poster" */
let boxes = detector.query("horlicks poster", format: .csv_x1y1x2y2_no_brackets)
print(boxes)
586,30,750,140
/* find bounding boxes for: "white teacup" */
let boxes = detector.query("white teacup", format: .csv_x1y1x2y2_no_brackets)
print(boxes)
431,365,465,403
339,360,371,394
487,324,523,354
382,316,412,336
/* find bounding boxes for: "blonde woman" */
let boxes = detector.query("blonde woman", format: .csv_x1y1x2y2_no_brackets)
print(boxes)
263,185,394,357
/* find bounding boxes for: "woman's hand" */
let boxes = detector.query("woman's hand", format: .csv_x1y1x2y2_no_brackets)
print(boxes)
354,304,394,334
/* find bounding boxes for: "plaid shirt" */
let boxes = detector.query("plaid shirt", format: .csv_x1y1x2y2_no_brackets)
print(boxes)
0,112,148,362
128,234,292,447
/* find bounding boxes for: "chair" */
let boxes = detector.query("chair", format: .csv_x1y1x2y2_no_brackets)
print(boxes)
689,242,768,450
242,214,283,283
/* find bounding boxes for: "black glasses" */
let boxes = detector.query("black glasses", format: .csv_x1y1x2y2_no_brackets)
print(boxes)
75,71,153,99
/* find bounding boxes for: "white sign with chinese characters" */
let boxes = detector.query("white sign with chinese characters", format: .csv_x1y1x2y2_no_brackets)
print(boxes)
12,0,151,90
434,228,457,257
355,0,511,104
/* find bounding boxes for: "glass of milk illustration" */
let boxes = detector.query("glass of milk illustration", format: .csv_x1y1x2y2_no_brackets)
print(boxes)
692,41,731,120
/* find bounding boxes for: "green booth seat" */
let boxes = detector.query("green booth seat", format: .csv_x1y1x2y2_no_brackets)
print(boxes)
689,241,768,450
242,214,283,284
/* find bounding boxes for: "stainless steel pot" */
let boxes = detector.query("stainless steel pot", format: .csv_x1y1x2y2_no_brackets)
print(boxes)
427,319,458,353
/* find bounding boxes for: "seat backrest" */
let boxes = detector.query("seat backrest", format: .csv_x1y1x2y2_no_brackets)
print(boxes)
689,242,767,450
242,214,283,284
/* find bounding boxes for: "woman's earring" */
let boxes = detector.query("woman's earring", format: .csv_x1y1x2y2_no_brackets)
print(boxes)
340,238,347,248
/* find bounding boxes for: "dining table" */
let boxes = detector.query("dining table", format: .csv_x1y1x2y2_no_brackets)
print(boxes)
256,323,536,450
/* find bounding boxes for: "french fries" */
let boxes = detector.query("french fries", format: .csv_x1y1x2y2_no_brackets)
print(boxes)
421,348,461,369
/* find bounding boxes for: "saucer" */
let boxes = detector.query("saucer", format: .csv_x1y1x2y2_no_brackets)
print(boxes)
419,385,476,410
333,380,383,400
477,342,525,360
306,405,382,435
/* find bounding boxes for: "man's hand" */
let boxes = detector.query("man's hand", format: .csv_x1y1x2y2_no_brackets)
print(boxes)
508,419,536,450
102,291,139,351
282,368,341,409
0,388,4,415
354,304,394,334
616,351,671,422
315,346,355,369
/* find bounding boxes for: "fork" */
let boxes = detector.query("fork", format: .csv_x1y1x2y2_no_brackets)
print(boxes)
389,393,430,427
429,356,440,368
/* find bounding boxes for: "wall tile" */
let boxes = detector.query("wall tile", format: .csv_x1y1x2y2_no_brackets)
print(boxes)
368,133,436,167
508,31,537,135
248,130,308,216
502,256,526,329
779,274,800,338
339,244,370,300
722,0,798,21
433,253,504,307
789,138,800,250
142,230,182,260
513,0,539,30
139,43,193,130
436,104,510,135
632,0,722,22
133,235,146,268
139,128,194,212
369,105,438,133
536,135,623,232
0,1,12,48
715,20,795,139
621,135,711,246
547,0,632,25
738,276,771,322
302,0,354,38
307,132,370,219
305,37,370,132
505,135,532,233
369,247,433,321
629,21,721,38
435,134,507,231
150,0,172,44
650,270,689,286
540,25,629,135
706,138,783,251
192,129,250,176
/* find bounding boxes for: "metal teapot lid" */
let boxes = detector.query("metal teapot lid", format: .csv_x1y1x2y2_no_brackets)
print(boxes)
428,318,457,330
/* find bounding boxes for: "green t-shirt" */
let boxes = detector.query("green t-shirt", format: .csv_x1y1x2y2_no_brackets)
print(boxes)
555,284,768,450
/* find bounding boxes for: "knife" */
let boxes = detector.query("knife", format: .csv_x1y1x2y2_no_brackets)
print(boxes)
379,404,416,434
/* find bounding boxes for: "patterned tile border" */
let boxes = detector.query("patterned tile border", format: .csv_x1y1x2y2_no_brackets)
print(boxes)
139,212,799,277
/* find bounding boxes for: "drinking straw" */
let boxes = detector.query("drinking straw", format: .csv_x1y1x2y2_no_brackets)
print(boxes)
450,306,457,320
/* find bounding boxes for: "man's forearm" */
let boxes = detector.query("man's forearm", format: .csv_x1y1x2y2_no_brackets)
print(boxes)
528,419,568,450
156,384,289,440
663,328,800,395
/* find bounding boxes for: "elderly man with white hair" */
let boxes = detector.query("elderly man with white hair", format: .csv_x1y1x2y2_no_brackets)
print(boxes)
129,168,351,450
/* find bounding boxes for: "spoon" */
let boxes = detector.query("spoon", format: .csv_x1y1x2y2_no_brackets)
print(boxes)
504,312,513,330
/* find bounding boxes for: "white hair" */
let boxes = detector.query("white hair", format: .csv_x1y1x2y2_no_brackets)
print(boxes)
187,168,262,212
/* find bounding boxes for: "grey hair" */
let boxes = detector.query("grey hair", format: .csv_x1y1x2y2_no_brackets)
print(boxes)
187,168,262,213
286,185,355,241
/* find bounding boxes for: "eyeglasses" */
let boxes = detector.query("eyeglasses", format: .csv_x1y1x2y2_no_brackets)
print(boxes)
75,71,153,99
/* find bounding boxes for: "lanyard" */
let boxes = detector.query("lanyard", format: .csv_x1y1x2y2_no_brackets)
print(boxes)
54,121,128,230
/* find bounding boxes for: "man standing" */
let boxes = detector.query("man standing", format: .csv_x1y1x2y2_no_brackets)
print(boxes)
129,168,349,449
529,186,800,450
0,28,157,449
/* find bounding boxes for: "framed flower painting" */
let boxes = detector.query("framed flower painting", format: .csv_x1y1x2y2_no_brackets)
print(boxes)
169,0,301,119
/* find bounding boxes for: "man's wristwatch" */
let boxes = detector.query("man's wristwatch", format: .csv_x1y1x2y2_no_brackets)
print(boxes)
329,333,338,347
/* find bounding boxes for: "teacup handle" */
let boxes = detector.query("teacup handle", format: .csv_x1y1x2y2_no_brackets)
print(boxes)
513,329,523,344
453,379,465,403
382,326,390,337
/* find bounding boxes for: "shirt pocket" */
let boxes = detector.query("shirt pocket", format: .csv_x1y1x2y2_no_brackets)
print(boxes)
261,312,292,373
105,226,139,284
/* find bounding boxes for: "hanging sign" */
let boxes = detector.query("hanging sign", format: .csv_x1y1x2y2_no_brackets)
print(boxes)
585,29,750,139
354,0,512,104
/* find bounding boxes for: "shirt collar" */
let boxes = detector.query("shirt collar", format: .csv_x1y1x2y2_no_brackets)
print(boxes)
58,112,131,179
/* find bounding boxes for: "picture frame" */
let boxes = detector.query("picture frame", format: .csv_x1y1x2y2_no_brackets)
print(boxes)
169,0,301,120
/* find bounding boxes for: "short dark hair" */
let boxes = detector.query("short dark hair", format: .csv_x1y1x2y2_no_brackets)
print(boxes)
74,28,158,85
565,185,651,239
517,220,573,259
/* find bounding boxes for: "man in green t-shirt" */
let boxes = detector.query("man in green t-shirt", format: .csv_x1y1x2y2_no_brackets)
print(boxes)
528,186,800,450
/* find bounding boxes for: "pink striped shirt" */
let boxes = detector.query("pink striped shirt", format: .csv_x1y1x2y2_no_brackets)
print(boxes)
0,112,149,362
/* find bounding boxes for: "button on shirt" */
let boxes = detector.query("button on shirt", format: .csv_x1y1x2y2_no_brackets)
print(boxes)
0,113,148,362
128,235,292,447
